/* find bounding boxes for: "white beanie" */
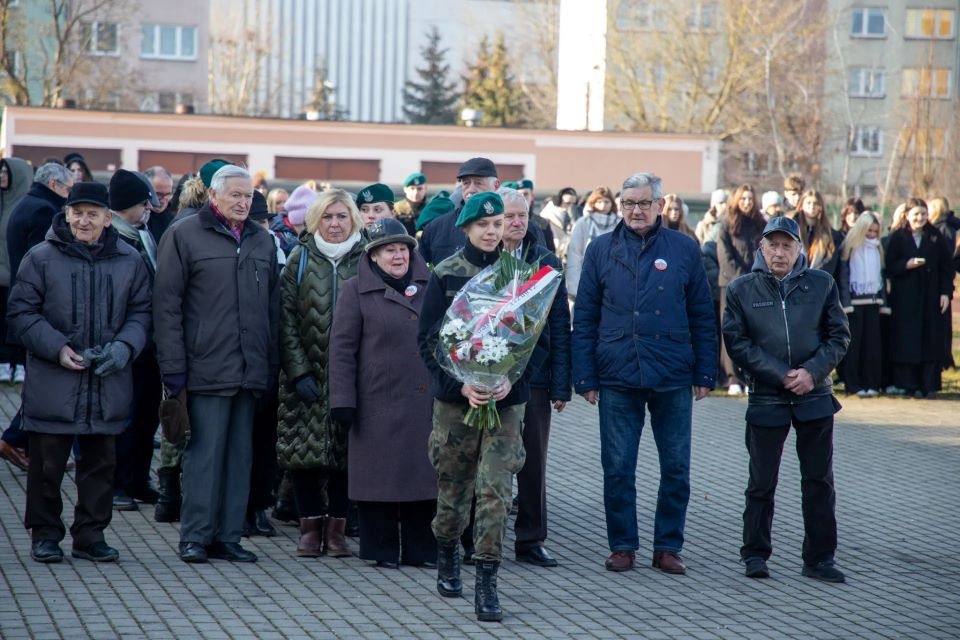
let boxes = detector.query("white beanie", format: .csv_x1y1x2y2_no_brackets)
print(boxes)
761,191,783,210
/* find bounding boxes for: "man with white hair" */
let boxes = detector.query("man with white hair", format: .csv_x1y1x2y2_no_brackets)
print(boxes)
154,165,280,563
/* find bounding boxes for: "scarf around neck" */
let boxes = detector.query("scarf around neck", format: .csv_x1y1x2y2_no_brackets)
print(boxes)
849,237,883,295
313,230,362,263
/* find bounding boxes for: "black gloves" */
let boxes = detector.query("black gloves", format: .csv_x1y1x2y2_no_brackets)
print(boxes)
330,407,355,429
294,375,321,403
92,342,131,377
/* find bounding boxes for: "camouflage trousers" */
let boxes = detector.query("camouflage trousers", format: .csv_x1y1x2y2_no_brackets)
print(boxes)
157,432,186,472
428,400,526,562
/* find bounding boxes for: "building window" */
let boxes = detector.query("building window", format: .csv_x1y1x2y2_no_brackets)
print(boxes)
616,1,662,31
3,49,21,77
898,128,947,157
141,24,197,60
848,67,885,97
850,126,883,156
904,8,955,39
141,91,194,113
902,67,952,98
81,21,119,55
851,7,886,38
685,2,717,32
743,150,773,177
635,63,666,89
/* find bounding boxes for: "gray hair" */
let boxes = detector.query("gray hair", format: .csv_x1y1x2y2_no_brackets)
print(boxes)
35,162,72,187
621,172,663,199
496,187,529,214
144,165,173,181
210,165,251,192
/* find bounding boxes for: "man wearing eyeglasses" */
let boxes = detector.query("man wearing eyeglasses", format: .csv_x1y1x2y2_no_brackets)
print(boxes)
144,166,176,239
571,172,717,575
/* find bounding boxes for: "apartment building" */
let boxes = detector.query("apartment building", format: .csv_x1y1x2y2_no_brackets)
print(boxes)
823,1,959,201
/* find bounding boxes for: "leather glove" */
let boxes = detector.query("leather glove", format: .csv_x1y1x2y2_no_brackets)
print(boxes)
330,407,355,429
92,342,131,377
162,372,187,397
294,375,321,403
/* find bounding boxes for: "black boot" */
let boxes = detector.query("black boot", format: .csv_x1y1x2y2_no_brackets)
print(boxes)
474,560,503,622
436,540,462,597
154,468,181,523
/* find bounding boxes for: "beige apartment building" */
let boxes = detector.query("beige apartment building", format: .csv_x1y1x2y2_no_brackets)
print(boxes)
823,1,959,203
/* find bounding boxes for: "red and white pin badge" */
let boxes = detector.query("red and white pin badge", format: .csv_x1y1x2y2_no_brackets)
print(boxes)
654,259,668,271
404,285,418,297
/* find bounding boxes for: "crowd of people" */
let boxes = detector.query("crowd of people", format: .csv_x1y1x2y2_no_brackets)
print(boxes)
0,149,958,623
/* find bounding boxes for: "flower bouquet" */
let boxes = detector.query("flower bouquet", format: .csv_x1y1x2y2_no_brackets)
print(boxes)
436,251,561,430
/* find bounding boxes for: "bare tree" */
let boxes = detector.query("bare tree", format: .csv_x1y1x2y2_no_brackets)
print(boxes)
207,25,273,116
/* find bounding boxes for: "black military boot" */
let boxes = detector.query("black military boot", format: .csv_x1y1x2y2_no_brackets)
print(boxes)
474,560,503,622
154,468,181,523
436,540,462,597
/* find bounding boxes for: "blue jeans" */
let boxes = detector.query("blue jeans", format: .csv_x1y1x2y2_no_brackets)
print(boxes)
599,386,692,553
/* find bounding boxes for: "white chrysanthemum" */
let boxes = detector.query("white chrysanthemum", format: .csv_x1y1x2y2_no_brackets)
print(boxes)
441,319,470,341
476,336,509,364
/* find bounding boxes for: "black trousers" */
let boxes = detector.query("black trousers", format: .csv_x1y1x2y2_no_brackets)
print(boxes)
741,416,837,566
891,362,941,395
291,468,348,518
247,386,279,514
843,305,882,393
357,500,436,564
26,432,115,547
515,386,551,550
719,288,744,387
114,358,161,494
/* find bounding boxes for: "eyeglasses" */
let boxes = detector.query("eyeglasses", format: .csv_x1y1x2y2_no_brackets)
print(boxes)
621,199,655,211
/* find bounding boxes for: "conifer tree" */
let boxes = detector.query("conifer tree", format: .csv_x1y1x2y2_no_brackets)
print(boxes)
402,26,459,125
462,33,528,127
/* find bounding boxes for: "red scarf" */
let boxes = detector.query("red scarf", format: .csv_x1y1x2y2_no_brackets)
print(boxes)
211,201,243,242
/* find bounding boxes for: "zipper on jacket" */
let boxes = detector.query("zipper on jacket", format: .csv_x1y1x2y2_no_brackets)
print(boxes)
86,262,96,428
106,274,113,325
71,273,78,325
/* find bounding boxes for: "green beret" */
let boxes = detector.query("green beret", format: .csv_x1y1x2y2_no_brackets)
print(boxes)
455,192,504,228
356,183,395,205
415,196,455,232
403,172,426,187
435,190,450,199
501,181,519,190
518,179,534,190
199,158,231,188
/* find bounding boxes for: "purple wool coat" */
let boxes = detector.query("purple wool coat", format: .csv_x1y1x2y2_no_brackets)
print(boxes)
328,251,438,503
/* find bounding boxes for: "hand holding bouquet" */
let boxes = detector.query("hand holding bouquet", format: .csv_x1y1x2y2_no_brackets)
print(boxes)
437,252,561,429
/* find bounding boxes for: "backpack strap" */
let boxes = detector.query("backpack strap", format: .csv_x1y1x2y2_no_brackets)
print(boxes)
296,247,309,285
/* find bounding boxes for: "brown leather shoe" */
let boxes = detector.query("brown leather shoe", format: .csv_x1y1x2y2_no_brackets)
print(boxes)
323,517,352,557
604,550,635,572
0,440,29,472
296,517,324,557
652,551,687,574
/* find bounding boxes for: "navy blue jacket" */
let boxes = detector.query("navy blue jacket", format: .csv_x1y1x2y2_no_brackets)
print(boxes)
7,182,66,287
571,218,717,392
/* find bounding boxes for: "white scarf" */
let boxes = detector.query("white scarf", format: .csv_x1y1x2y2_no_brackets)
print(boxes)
313,230,362,263
849,237,883,295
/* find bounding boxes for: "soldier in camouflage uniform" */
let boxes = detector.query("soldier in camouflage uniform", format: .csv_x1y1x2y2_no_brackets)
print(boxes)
418,192,547,623
394,172,427,235
154,436,184,522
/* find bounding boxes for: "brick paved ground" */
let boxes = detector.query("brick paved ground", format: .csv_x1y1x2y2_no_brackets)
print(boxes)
1,383,958,639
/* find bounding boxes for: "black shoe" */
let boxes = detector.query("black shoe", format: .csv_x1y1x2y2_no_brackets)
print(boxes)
271,500,298,524
462,544,476,566
72,541,119,562
179,541,208,563
515,545,558,567
154,469,181,523
207,541,257,563
474,560,503,622
802,560,845,583
31,540,63,563
128,483,160,505
744,557,769,578
252,510,277,537
345,503,360,537
436,541,462,597
375,560,399,569
112,490,139,511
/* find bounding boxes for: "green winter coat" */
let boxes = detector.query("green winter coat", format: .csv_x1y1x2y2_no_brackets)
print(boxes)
276,233,364,470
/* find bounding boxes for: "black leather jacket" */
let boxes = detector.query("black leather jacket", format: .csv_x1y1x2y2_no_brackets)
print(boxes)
722,252,850,426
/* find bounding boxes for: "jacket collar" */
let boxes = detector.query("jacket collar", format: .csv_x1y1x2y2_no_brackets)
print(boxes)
197,202,258,241
358,250,430,293
752,249,809,283
45,212,122,261
463,238,501,267
28,181,67,209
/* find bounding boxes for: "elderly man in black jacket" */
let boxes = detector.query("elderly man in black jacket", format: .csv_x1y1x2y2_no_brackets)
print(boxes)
722,216,850,583
7,182,152,564
154,165,280,564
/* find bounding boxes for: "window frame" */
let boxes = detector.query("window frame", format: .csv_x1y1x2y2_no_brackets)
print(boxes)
850,125,884,157
851,7,887,38
140,24,198,61
904,8,956,40
82,20,120,56
901,67,953,99
848,67,886,98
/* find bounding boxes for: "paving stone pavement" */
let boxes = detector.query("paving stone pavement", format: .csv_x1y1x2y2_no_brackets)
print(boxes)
1,383,958,639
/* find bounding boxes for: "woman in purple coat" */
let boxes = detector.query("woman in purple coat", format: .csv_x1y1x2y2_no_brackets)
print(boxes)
328,217,437,568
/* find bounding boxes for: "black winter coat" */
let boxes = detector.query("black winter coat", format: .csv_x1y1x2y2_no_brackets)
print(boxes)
419,207,547,266
722,252,850,427
884,224,954,364
153,203,280,392
7,215,152,435
716,217,764,288
6,182,67,288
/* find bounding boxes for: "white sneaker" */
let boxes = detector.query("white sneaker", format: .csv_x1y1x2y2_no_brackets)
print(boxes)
12,366,24,384
865,389,880,397
856,390,868,398
0,363,10,382
728,384,743,396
